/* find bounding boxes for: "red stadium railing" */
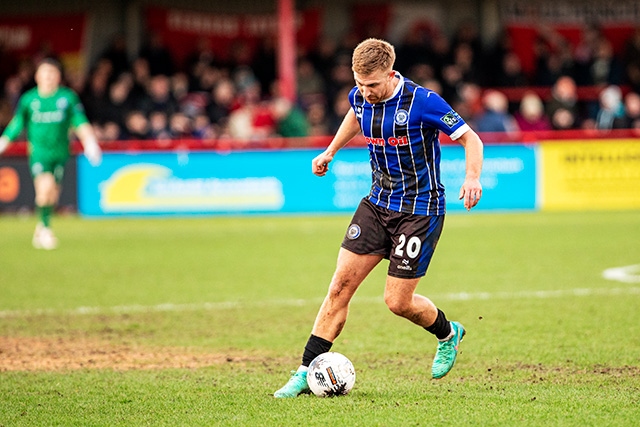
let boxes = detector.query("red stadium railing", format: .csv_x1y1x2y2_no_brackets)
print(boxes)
2,129,639,157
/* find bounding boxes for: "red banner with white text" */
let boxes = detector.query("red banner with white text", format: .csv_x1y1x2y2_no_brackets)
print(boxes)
144,6,321,70
0,13,87,77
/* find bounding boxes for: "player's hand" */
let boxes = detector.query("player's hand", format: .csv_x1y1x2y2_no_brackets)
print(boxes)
312,151,333,177
0,136,9,156
84,142,102,167
459,178,482,211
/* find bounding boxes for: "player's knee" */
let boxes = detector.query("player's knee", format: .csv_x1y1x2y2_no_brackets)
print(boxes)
328,279,349,300
384,294,411,317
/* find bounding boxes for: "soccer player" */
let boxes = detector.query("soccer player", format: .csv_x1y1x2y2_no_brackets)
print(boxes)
274,38,483,397
0,58,102,249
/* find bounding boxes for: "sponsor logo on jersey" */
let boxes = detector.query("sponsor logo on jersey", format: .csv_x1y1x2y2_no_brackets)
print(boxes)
440,110,462,128
365,136,408,147
355,105,363,118
32,110,64,123
394,109,409,125
347,224,361,239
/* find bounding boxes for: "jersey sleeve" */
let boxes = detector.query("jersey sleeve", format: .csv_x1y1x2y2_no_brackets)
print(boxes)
419,89,470,140
1,95,28,141
68,90,90,129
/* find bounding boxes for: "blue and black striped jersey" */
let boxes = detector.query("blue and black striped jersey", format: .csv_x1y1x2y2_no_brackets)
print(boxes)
349,73,470,216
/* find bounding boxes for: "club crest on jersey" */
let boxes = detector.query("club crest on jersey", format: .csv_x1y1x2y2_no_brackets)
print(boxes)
394,109,409,125
56,98,68,110
347,224,361,240
440,111,462,128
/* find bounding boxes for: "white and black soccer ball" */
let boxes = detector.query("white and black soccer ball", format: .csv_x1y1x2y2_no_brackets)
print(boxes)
307,352,356,397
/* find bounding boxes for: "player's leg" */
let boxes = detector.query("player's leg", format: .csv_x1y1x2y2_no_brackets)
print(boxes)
274,249,383,398
385,213,465,378
311,248,383,341
274,198,387,398
384,275,465,379
31,161,63,249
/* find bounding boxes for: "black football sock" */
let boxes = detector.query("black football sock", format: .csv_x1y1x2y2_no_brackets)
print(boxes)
301,334,333,367
424,309,452,340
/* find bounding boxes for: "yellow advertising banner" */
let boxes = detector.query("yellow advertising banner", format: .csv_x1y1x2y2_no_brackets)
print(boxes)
540,140,640,210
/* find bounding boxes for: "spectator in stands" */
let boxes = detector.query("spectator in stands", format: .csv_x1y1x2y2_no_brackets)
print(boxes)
129,57,151,107
101,73,133,128
252,37,277,95
546,76,580,127
534,38,574,86
483,29,514,87
440,64,464,105
421,78,443,95
573,25,601,86
304,101,328,137
171,72,190,105
308,37,339,85
168,112,193,139
148,111,171,141
207,78,237,130
550,108,577,131
406,63,435,87
81,66,110,123
296,58,326,107
623,28,640,93
100,121,122,142
327,86,352,134
122,110,150,140
137,74,179,117
452,43,481,84
590,37,624,86
458,82,484,121
621,91,640,129
515,92,552,132
594,85,626,130
271,97,309,138
474,90,518,133
325,56,354,107
498,52,528,87
3,75,24,110
227,80,275,140
192,113,216,140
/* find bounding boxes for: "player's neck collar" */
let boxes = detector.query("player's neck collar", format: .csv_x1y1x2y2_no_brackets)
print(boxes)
380,71,403,103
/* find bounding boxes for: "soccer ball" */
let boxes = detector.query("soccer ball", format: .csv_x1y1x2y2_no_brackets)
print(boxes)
307,352,356,397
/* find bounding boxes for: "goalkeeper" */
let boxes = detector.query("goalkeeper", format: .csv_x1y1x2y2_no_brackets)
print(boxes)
0,58,102,249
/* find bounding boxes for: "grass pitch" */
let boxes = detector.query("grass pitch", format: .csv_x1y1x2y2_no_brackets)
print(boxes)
1,211,639,426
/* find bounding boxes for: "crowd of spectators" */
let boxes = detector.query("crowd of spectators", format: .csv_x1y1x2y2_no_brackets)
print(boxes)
1,22,640,146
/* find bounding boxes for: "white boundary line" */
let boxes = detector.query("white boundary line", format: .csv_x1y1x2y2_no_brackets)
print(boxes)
602,264,640,283
1,286,639,319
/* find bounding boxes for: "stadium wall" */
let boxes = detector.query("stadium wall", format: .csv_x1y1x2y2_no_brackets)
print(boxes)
68,136,636,217
2,135,639,215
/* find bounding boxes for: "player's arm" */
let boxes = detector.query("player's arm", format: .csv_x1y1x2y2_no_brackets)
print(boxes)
456,129,483,210
69,92,102,167
75,123,102,166
312,108,361,177
0,98,28,156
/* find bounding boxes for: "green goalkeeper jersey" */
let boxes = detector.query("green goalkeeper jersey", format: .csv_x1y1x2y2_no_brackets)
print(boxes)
2,86,90,160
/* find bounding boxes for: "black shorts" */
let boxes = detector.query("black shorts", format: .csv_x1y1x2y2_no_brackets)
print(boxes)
341,198,445,279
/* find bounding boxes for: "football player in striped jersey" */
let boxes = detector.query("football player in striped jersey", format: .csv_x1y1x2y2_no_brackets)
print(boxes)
275,38,483,397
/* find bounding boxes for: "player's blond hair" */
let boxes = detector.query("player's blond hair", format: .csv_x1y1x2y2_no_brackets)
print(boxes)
352,38,396,75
